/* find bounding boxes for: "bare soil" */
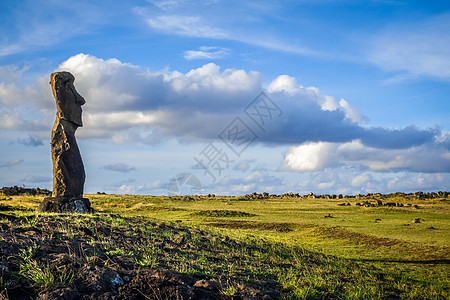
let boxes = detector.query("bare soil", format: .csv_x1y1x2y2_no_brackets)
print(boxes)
0,205,282,300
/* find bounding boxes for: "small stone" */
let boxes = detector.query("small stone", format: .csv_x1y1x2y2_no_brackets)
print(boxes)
0,264,9,272
172,235,184,244
193,279,220,291
109,273,124,288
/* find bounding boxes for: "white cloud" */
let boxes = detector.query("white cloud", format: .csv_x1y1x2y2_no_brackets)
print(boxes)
212,171,284,195
1,53,447,176
317,181,335,189
267,75,367,123
0,65,28,82
0,83,24,108
149,0,182,11
21,175,51,183
0,114,23,129
351,173,371,187
145,180,165,189
57,54,261,114
134,4,317,56
281,142,337,172
48,54,262,142
233,159,256,172
0,159,23,168
102,163,136,173
282,139,450,173
417,173,444,187
118,184,137,194
184,46,230,60
368,13,450,80
338,98,367,123
267,75,301,95
10,135,43,147
144,15,227,38
0,1,105,57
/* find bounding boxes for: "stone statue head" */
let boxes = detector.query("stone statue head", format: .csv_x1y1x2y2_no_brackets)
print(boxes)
50,71,85,127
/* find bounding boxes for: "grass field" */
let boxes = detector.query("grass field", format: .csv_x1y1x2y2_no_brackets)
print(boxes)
1,192,449,299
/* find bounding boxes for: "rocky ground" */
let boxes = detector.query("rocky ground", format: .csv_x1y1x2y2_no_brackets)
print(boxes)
0,204,283,300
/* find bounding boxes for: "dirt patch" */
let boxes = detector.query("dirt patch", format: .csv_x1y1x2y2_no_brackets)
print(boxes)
208,220,294,232
0,204,31,212
0,213,284,299
314,226,404,247
192,210,256,218
132,204,187,212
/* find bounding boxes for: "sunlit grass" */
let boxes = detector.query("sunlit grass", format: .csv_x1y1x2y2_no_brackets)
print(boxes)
1,193,449,298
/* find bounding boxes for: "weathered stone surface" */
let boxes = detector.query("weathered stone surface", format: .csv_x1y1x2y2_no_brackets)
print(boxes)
37,197,92,213
38,71,90,213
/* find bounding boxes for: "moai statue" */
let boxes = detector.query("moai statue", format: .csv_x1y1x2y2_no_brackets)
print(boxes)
37,72,91,213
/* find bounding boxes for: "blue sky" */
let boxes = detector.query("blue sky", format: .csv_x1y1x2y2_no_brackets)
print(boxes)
1,0,449,195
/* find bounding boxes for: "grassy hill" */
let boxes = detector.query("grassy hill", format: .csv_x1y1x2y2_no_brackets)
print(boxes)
0,192,448,299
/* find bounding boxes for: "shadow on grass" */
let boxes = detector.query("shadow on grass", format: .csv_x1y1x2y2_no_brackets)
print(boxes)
352,258,450,265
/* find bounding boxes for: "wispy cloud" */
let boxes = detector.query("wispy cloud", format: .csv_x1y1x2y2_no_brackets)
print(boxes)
367,13,450,80
144,15,227,38
10,135,44,147
134,6,317,56
0,159,23,168
0,0,106,57
102,163,136,173
0,65,28,82
184,46,230,60
21,175,51,183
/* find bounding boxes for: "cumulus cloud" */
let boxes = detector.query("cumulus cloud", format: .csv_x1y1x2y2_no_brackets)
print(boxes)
267,75,366,123
1,53,448,175
53,54,261,142
351,173,371,187
102,163,136,173
281,142,337,172
58,54,261,113
282,139,450,173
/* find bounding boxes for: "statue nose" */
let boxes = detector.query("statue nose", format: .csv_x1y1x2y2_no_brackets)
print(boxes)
75,93,86,106
70,84,86,105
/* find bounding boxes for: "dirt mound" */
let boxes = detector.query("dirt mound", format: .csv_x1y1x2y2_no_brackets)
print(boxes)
192,210,257,218
0,213,283,299
208,220,295,232
1,186,51,196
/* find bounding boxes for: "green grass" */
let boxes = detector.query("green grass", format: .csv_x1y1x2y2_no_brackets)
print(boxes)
1,193,449,299
18,243,74,288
